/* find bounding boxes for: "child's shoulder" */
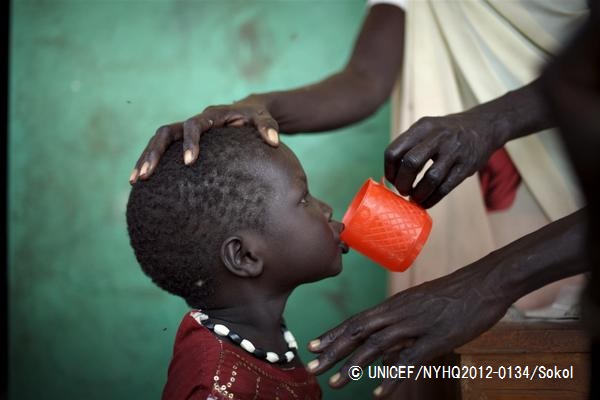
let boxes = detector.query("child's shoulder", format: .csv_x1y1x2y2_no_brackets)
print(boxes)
172,311,223,359
171,311,222,359
176,311,218,338
162,312,225,399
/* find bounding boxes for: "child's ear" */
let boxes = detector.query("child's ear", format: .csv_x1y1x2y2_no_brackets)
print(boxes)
220,234,264,278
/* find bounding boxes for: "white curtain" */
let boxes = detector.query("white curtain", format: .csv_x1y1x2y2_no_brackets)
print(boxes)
388,0,588,294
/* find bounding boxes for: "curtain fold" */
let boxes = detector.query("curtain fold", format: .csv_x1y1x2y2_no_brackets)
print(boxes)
388,0,587,294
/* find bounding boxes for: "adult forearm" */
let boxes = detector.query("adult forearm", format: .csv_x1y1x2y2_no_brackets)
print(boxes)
484,209,588,304
241,69,388,133
238,4,405,134
468,79,556,149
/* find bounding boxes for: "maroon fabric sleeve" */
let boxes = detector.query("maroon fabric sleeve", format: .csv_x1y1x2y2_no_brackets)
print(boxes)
478,147,521,211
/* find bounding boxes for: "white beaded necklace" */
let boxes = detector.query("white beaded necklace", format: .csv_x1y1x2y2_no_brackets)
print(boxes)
190,310,298,364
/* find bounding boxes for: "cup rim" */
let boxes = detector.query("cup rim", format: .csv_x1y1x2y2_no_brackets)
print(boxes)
342,178,376,226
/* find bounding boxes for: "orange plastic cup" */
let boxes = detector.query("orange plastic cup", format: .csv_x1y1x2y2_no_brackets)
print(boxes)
340,178,432,272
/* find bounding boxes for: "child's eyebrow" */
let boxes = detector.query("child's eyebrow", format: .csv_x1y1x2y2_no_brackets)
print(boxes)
292,175,308,193
295,175,308,186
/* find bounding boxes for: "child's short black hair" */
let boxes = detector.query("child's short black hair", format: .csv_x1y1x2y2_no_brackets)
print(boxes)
126,127,272,308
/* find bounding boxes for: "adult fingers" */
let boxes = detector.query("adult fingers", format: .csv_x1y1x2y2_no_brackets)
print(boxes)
130,146,149,184
132,123,183,182
421,164,467,208
308,318,357,355
392,139,440,196
385,117,439,189
182,116,214,165
252,114,280,146
384,135,417,187
307,313,392,375
308,306,383,354
409,152,456,205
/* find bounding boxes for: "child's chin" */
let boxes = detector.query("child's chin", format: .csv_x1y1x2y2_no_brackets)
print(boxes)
327,260,343,277
312,259,343,282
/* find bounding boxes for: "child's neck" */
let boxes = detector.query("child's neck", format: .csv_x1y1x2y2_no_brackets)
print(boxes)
203,292,294,358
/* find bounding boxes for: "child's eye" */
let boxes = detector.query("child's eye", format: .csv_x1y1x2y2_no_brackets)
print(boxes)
300,193,310,205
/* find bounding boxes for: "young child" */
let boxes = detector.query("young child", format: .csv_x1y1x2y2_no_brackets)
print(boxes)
126,126,348,399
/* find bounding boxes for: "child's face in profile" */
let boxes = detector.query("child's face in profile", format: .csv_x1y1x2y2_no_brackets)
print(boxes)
259,143,347,287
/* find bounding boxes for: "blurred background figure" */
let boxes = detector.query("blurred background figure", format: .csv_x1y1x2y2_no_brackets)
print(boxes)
540,1,600,397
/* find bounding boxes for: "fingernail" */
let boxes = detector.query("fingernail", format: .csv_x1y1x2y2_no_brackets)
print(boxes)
140,161,149,176
129,169,138,183
329,372,341,385
184,150,193,165
267,128,279,144
309,339,320,350
307,359,319,371
373,386,383,397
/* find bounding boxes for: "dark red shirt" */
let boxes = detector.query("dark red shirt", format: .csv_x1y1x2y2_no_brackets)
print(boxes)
162,312,322,400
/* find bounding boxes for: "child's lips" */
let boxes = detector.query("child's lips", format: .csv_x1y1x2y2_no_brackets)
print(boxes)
331,220,348,253
339,223,349,253
339,240,349,254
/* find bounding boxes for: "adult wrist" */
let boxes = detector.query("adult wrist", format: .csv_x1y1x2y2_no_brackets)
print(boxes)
237,93,271,110
463,97,517,152
470,250,524,307
485,249,533,306
497,80,554,143
465,79,554,150
481,210,587,306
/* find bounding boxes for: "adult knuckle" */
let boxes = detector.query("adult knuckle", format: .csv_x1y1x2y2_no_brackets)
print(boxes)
365,333,387,352
416,116,432,127
261,116,278,128
451,132,465,146
145,149,156,163
345,321,365,339
416,116,438,132
426,168,444,184
320,349,336,364
438,182,454,196
202,105,218,114
323,330,339,344
155,125,170,138
384,147,397,162
183,118,199,133
402,154,421,171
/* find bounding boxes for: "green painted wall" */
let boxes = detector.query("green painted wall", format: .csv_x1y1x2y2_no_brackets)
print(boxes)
9,1,390,399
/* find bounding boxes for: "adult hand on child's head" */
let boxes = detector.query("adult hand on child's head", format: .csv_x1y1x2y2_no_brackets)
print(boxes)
306,260,512,398
130,99,280,183
384,112,501,208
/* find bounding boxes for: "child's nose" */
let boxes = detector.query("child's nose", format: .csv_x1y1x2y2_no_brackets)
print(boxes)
316,198,333,220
